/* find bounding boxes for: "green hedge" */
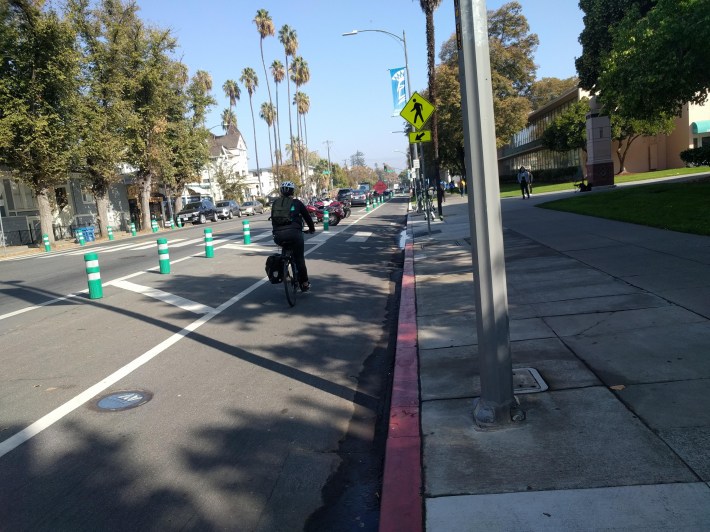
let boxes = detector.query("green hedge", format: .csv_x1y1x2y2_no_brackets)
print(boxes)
499,166,582,184
680,146,710,167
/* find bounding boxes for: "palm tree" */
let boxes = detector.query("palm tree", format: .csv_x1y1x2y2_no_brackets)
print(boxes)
254,9,274,109
270,59,285,167
294,91,310,180
220,108,237,132
278,24,298,167
240,67,262,197
289,56,310,178
260,101,276,172
418,0,443,183
222,79,240,131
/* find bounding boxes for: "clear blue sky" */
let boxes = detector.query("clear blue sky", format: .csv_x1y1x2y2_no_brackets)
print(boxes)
135,0,583,173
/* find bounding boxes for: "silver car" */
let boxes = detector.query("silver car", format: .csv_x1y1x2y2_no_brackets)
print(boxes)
215,200,241,219
241,200,264,215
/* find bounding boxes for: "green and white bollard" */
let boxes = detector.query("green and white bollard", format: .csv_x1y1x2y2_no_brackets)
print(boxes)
130,222,137,236
323,209,330,231
84,252,103,299
365,201,370,213
157,237,170,274
107,226,114,240
77,229,85,246
242,219,251,245
151,219,159,233
168,219,174,230
204,228,214,258
42,234,51,252
177,218,182,228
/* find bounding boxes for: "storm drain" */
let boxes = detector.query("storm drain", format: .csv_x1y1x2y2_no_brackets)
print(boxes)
512,368,548,394
92,390,152,412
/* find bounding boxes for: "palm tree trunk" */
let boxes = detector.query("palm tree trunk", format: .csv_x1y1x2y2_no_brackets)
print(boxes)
285,54,295,167
248,96,262,197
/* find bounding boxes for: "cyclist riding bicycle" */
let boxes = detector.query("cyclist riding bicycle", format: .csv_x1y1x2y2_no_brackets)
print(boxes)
271,181,316,292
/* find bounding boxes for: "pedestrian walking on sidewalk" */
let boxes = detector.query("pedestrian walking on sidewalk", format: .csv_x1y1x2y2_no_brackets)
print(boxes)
517,166,531,199
436,181,445,220
459,178,465,196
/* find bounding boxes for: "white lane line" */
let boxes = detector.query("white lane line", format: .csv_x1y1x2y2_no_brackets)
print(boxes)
346,231,373,243
170,237,207,248
111,280,214,314
0,293,83,322
0,229,338,459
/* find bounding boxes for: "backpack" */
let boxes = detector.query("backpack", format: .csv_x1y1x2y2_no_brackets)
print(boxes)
271,197,295,226
265,254,284,284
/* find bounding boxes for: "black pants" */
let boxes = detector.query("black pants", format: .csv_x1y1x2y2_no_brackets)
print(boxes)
273,226,308,283
520,180,530,198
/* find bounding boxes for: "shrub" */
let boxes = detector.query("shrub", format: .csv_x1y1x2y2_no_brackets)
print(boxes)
680,146,710,167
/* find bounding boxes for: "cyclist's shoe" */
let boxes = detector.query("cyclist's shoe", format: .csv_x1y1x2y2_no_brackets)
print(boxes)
300,281,311,292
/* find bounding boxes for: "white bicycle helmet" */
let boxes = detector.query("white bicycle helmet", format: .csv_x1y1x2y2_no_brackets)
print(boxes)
280,181,296,196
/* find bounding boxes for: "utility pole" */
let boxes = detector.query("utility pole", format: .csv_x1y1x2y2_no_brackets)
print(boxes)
455,0,521,428
324,140,333,189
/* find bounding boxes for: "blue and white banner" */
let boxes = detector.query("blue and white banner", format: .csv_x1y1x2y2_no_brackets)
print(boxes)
390,67,407,116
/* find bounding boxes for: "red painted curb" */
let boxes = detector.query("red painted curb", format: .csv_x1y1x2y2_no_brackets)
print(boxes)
379,240,422,532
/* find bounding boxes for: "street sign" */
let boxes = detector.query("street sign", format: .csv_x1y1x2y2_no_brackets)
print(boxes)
322,170,330,175
413,159,420,169
374,180,387,194
409,130,432,143
400,91,435,130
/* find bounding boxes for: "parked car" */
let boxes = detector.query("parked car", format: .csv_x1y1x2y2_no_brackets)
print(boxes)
215,199,241,219
350,189,368,206
336,188,352,202
241,200,264,215
177,199,218,225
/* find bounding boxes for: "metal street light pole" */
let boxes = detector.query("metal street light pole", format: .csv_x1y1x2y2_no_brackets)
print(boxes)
324,140,333,189
343,28,430,234
456,0,519,428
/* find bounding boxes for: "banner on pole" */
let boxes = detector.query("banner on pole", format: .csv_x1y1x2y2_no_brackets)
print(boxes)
390,67,407,116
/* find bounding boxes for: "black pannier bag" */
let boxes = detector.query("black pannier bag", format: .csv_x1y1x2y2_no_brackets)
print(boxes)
265,254,284,284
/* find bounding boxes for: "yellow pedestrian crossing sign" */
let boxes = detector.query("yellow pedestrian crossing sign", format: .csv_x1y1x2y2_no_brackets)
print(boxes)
409,130,432,143
400,91,435,130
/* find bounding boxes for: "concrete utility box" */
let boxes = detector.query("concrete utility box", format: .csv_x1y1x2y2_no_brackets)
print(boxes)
586,96,615,186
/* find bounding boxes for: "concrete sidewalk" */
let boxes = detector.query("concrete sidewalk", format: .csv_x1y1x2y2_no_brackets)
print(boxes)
403,191,710,531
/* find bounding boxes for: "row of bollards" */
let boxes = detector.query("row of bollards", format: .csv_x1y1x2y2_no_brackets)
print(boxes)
82,220,253,300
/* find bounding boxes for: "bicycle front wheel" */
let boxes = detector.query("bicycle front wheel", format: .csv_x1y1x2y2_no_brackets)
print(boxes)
283,257,297,307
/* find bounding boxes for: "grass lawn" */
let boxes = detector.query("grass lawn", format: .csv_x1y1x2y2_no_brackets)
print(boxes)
500,166,710,198
537,176,710,236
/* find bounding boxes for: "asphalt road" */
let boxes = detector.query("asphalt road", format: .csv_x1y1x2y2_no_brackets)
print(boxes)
0,199,408,531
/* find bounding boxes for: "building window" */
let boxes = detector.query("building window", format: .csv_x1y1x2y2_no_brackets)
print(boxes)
10,180,35,210
81,187,94,204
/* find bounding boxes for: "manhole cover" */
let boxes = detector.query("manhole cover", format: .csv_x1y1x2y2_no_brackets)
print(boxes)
93,390,152,411
512,368,548,394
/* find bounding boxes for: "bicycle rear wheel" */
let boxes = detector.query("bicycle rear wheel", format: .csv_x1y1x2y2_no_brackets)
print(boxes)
283,257,297,307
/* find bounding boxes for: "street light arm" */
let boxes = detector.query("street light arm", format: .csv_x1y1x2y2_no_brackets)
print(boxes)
342,28,404,48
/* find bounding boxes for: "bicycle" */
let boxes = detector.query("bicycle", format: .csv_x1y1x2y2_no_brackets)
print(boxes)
279,230,313,307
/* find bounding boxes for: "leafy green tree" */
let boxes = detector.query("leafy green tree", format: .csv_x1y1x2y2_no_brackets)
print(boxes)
597,0,710,120
540,98,589,154
240,67,261,194
69,0,141,238
254,9,274,115
167,71,215,213
220,108,237,132
610,114,675,174
529,77,579,111
214,162,247,202
0,0,81,243
432,3,538,176
575,0,653,91
278,25,298,166
124,23,183,232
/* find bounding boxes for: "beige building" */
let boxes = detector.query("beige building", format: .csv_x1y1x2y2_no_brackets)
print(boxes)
498,88,710,178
